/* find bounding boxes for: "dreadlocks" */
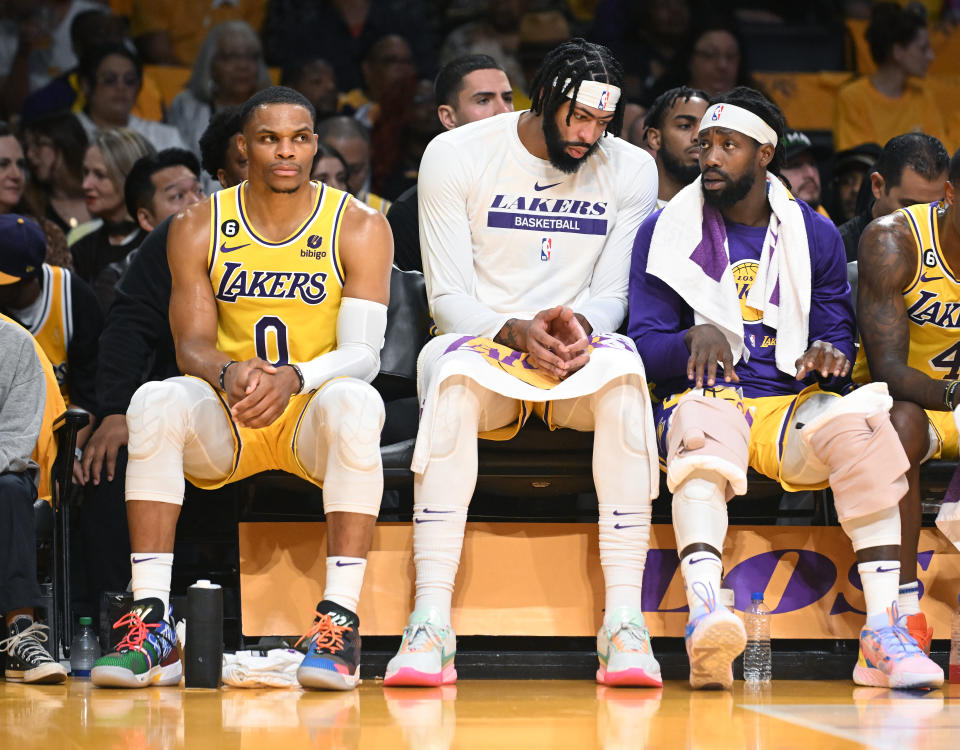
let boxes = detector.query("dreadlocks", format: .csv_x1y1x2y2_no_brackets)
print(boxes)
528,38,626,137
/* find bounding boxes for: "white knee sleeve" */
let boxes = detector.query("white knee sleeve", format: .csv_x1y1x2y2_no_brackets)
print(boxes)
840,504,901,552
126,378,234,505
300,379,384,517
671,470,728,554
592,379,658,502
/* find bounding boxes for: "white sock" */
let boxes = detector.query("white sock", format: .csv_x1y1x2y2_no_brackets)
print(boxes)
858,560,900,622
598,503,650,622
897,581,921,616
130,553,173,614
323,557,367,613
680,551,723,621
412,502,468,624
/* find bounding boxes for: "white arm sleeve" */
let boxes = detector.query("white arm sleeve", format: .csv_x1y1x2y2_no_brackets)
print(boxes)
418,138,511,338
297,297,387,391
577,151,659,334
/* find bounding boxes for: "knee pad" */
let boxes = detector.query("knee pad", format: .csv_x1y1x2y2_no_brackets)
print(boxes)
429,377,482,459
671,470,728,553
666,395,750,498
126,380,191,463
595,379,653,455
321,379,385,472
801,388,908,522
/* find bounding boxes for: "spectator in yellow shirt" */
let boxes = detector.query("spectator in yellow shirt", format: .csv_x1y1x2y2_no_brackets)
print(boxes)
835,3,947,152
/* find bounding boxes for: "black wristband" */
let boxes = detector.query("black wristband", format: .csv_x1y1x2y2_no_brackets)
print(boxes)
218,360,236,391
945,380,960,410
286,363,305,394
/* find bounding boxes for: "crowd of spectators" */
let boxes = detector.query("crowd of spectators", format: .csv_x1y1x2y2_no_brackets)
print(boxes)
0,0,958,629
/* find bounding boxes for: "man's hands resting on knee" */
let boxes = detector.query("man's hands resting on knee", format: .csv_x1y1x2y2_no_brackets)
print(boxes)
224,357,301,429
495,306,592,379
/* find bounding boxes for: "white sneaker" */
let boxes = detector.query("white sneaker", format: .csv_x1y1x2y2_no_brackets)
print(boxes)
383,610,456,687
596,607,662,687
684,583,746,689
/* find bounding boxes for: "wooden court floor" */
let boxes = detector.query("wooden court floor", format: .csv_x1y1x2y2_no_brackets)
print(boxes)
2,678,959,749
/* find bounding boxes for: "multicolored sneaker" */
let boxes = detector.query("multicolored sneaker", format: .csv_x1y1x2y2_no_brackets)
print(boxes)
596,607,662,687
684,583,746,690
91,598,181,688
0,617,67,684
383,609,457,687
905,611,934,655
296,600,362,691
853,604,943,689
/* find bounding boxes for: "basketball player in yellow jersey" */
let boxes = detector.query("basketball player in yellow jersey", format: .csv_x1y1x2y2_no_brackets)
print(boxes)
91,87,393,692
856,148,960,653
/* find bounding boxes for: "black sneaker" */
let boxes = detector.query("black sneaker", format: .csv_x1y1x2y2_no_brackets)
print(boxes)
295,600,361,690
0,616,67,684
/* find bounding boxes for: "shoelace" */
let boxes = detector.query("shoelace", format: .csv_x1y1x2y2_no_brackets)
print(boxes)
873,602,922,658
403,622,442,653
0,622,53,663
610,621,651,653
691,580,718,614
113,611,162,654
296,613,348,653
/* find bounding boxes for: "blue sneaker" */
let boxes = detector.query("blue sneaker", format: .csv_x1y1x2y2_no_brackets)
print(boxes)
91,598,181,688
684,583,746,690
296,600,361,691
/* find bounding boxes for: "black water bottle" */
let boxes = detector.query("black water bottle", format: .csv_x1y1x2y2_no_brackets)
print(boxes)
185,580,223,688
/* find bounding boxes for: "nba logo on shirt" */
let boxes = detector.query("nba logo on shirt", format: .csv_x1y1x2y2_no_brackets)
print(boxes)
598,90,609,111
540,237,552,261
712,105,723,121
748,334,756,347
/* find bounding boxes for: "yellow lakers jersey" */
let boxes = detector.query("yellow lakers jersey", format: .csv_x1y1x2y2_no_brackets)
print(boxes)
208,181,348,367
27,264,71,403
854,202,960,382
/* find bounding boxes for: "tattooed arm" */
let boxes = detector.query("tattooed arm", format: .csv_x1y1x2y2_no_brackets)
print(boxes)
858,214,957,410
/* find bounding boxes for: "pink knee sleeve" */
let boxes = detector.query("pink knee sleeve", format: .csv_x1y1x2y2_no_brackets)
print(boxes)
802,412,909,522
666,395,750,499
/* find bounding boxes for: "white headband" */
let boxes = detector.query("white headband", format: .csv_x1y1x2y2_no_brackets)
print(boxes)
554,78,621,112
699,103,778,147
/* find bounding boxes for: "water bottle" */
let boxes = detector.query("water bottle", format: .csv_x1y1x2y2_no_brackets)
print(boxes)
743,592,772,684
950,594,960,684
70,616,101,678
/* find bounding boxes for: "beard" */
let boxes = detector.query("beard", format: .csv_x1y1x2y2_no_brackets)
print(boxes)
660,145,701,187
701,168,756,209
542,111,600,174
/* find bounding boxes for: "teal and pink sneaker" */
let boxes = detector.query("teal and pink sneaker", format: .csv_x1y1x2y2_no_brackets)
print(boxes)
91,598,181,688
383,610,456,687
853,604,943,689
596,607,662,687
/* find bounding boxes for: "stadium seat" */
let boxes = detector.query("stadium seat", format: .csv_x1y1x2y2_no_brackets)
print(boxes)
743,24,851,72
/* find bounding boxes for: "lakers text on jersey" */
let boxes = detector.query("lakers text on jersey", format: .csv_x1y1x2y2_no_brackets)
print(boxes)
208,181,349,368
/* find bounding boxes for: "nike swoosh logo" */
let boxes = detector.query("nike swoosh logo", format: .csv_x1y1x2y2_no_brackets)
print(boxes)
220,242,250,253
687,557,716,565
614,523,643,529
414,518,443,523
534,181,563,191
132,556,158,564
612,510,644,516
421,508,455,514
920,272,943,282
874,566,899,573
335,560,362,567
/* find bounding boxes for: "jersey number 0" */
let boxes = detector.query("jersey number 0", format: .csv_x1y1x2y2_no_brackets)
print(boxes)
255,315,289,365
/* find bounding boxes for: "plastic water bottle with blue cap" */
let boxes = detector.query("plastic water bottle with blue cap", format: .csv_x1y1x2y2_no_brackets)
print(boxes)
743,592,771,684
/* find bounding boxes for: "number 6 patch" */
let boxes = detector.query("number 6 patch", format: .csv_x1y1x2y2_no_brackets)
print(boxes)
924,248,937,267
222,219,240,237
